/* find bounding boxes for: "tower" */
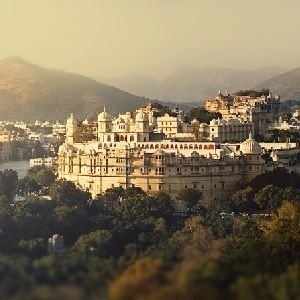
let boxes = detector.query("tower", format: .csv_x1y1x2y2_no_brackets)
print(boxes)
97,107,112,142
240,132,264,182
135,110,150,142
66,113,77,144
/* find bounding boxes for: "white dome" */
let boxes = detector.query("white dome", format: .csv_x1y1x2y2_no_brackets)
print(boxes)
240,132,261,155
210,118,218,126
191,118,199,125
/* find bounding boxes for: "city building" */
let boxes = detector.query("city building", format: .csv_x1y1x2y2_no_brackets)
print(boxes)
58,109,264,205
205,90,281,137
48,234,64,253
198,118,254,143
30,157,57,168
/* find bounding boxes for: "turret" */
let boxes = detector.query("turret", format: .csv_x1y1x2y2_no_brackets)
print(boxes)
135,110,150,142
97,107,112,141
240,132,264,181
66,113,77,144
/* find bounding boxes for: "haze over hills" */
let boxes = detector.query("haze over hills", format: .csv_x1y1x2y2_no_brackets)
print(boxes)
255,67,300,100
97,65,287,102
0,57,149,121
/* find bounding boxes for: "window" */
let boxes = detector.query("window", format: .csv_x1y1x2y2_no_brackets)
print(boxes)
148,185,152,190
158,184,162,190
193,184,197,189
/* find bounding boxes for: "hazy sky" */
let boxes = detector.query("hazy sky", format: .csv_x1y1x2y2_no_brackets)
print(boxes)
0,0,299,78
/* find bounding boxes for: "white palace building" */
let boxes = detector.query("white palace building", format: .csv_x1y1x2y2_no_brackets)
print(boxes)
58,106,264,204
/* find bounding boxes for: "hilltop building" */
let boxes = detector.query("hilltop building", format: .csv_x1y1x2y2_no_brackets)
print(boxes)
58,108,264,205
205,90,280,137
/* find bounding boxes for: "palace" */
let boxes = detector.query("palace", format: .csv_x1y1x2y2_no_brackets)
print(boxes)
205,90,280,137
58,107,264,205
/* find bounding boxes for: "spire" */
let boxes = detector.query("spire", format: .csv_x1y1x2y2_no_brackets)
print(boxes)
248,131,253,140
103,106,106,113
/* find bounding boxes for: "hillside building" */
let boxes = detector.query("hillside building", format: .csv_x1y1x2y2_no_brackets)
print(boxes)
205,90,280,137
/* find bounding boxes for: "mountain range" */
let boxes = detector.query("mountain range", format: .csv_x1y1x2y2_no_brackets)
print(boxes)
0,57,148,121
97,65,288,102
255,67,300,100
0,57,299,121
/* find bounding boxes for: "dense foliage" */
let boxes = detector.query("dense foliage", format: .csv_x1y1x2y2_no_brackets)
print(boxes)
188,106,222,123
0,167,299,299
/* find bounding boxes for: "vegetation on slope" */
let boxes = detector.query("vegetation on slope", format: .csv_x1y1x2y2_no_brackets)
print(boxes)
0,57,147,121
0,167,299,299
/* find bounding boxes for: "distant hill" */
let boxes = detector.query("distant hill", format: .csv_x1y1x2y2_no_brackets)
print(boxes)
97,65,287,102
0,57,148,121
255,67,300,100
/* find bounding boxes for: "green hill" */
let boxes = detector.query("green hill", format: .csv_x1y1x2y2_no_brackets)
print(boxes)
0,57,147,121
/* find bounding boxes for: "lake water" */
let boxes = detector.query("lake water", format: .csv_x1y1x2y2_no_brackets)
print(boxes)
0,161,30,178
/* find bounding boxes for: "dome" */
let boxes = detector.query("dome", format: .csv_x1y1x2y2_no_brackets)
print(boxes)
191,118,199,125
240,132,261,155
98,107,111,121
199,123,208,128
136,110,148,122
210,118,218,126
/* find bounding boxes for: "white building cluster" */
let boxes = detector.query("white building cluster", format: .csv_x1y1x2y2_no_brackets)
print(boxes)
205,90,280,137
58,106,264,204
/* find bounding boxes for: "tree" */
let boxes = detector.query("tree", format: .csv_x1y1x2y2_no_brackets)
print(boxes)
254,185,281,210
17,238,46,257
109,257,168,300
250,168,300,190
17,176,40,196
73,124,96,142
177,189,202,212
27,165,56,187
73,229,113,256
188,106,222,124
0,169,18,200
50,180,91,206
231,186,254,211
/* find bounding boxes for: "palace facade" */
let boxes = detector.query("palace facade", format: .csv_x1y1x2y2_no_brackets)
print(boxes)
58,109,264,205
